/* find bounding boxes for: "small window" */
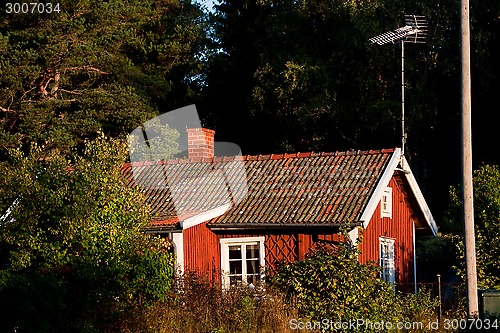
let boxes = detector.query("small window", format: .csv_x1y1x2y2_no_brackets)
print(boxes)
379,237,395,288
381,187,392,218
221,237,265,288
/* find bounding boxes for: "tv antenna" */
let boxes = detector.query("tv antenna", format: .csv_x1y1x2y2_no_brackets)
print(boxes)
369,15,428,170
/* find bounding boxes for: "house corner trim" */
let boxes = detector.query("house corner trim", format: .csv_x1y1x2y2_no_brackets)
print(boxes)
171,232,184,275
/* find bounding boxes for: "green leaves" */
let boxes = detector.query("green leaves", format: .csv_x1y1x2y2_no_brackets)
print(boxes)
269,239,439,332
270,242,390,322
445,164,500,290
0,137,175,331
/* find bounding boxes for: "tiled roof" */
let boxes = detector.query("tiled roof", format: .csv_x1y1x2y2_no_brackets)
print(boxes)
123,149,396,229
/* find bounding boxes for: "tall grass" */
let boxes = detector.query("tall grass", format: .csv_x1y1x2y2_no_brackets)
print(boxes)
117,271,467,333
119,272,298,333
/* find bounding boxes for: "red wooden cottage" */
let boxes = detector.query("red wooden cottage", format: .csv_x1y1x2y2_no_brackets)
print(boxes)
123,128,437,290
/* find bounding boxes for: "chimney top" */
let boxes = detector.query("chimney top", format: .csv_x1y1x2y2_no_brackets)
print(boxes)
187,128,215,159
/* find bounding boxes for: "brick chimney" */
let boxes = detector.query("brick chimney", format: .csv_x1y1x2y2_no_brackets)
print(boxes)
187,127,215,159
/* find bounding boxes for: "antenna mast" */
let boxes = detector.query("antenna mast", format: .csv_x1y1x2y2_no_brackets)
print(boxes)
369,15,428,170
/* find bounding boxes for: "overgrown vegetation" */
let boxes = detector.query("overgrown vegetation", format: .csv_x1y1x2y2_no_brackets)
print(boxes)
0,137,175,332
269,241,440,332
118,253,443,333
444,164,500,290
120,272,297,333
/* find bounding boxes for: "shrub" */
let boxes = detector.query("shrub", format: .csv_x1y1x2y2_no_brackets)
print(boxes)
0,138,175,332
268,241,440,332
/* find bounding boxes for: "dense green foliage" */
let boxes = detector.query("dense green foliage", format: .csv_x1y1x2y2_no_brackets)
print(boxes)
269,241,438,332
270,244,396,323
0,137,175,332
444,164,500,289
0,0,206,156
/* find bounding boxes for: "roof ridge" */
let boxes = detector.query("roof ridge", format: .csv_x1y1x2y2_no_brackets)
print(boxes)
124,148,398,166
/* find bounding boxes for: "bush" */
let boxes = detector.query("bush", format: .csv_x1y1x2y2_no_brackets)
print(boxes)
444,164,500,290
268,241,440,332
0,137,175,332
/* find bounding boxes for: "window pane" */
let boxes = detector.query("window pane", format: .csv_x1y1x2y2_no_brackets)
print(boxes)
246,259,259,274
247,274,259,285
379,239,395,286
230,275,242,286
246,244,259,259
229,260,242,275
229,245,241,259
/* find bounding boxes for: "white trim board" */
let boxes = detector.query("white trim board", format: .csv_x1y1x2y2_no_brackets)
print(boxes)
180,203,231,230
359,148,401,228
171,232,184,274
358,149,437,236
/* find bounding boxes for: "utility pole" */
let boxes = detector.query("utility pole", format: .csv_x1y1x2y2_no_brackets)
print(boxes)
401,40,405,169
461,0,479,318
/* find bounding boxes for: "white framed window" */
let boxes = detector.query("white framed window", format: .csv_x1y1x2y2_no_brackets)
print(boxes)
379,237,395,288
380,187,392,218
220,237,265,288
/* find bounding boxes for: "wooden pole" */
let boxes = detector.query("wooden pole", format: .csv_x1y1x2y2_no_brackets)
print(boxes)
437,274,442,322
401,41,406,170
460,0,479,318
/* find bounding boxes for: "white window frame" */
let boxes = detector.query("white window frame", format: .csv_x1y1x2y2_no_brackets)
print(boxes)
220,236,265,288
380,187,393,218
379,237,395,288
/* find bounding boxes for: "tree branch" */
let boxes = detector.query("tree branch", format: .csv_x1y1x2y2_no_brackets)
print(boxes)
59,89,82,95
67,66,111,75
71,9,91,20
50,70,61,96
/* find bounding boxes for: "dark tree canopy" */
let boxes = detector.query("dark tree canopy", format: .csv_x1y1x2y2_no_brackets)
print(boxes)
0,0,207,155
199,0,499,218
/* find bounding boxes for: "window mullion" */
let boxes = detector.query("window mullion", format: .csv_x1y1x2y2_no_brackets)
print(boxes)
241,244,247,283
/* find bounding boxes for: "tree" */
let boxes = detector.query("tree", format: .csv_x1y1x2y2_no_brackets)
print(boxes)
0,136,175,332
202,0,441,153
444,164,500,289
269,242,399,323
0,0,207,157
200,0,500,222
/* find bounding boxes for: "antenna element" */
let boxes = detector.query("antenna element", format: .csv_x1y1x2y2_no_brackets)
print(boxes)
369,15,428,170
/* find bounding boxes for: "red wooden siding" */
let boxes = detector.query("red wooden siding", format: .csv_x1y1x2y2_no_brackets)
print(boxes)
183,222,220,281
184,225,345,283
358,176,417,286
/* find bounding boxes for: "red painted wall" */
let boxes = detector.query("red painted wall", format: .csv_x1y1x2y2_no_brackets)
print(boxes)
359,176,417,287
183,226,342,283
